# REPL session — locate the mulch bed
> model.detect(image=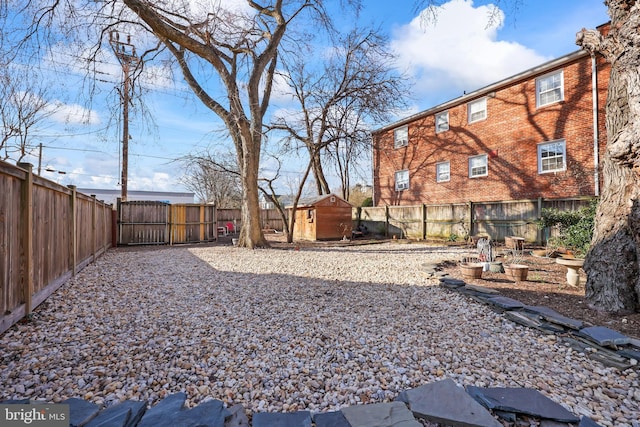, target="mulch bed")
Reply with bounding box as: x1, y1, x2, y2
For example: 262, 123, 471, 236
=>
439, 250, 640, 339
